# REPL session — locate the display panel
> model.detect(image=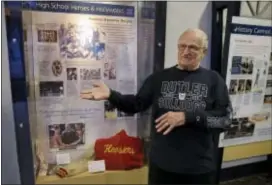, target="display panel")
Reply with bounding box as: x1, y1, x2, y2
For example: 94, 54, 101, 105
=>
219, 16, 272, 147
4, 1, 157, 183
